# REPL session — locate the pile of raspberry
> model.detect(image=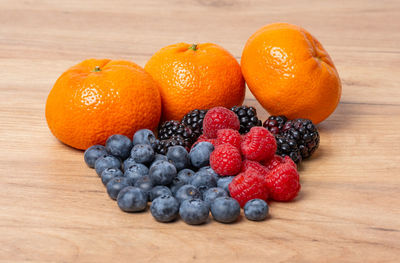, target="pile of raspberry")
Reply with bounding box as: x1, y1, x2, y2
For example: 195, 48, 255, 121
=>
196, 106, 301, 207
